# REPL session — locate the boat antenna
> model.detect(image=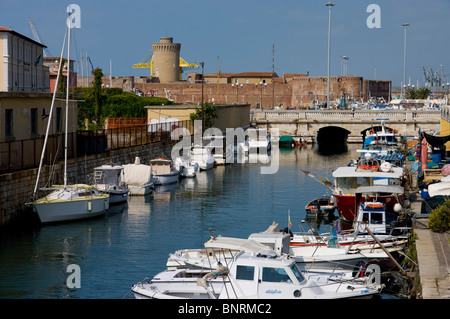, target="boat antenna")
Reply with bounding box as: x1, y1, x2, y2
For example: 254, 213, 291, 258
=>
33, 25, 69, 197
